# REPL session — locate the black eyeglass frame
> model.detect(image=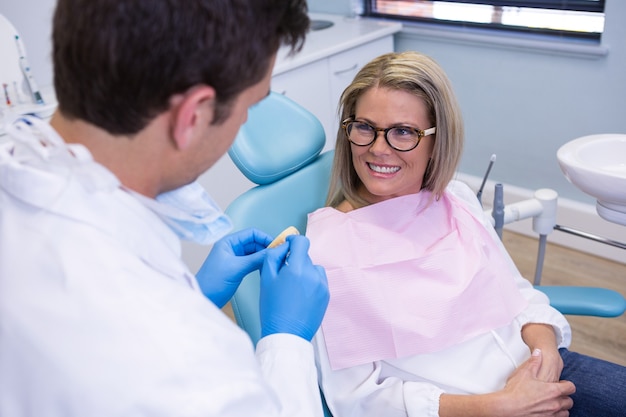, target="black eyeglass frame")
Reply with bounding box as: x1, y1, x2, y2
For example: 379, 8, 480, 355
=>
342, 118, 437, 152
